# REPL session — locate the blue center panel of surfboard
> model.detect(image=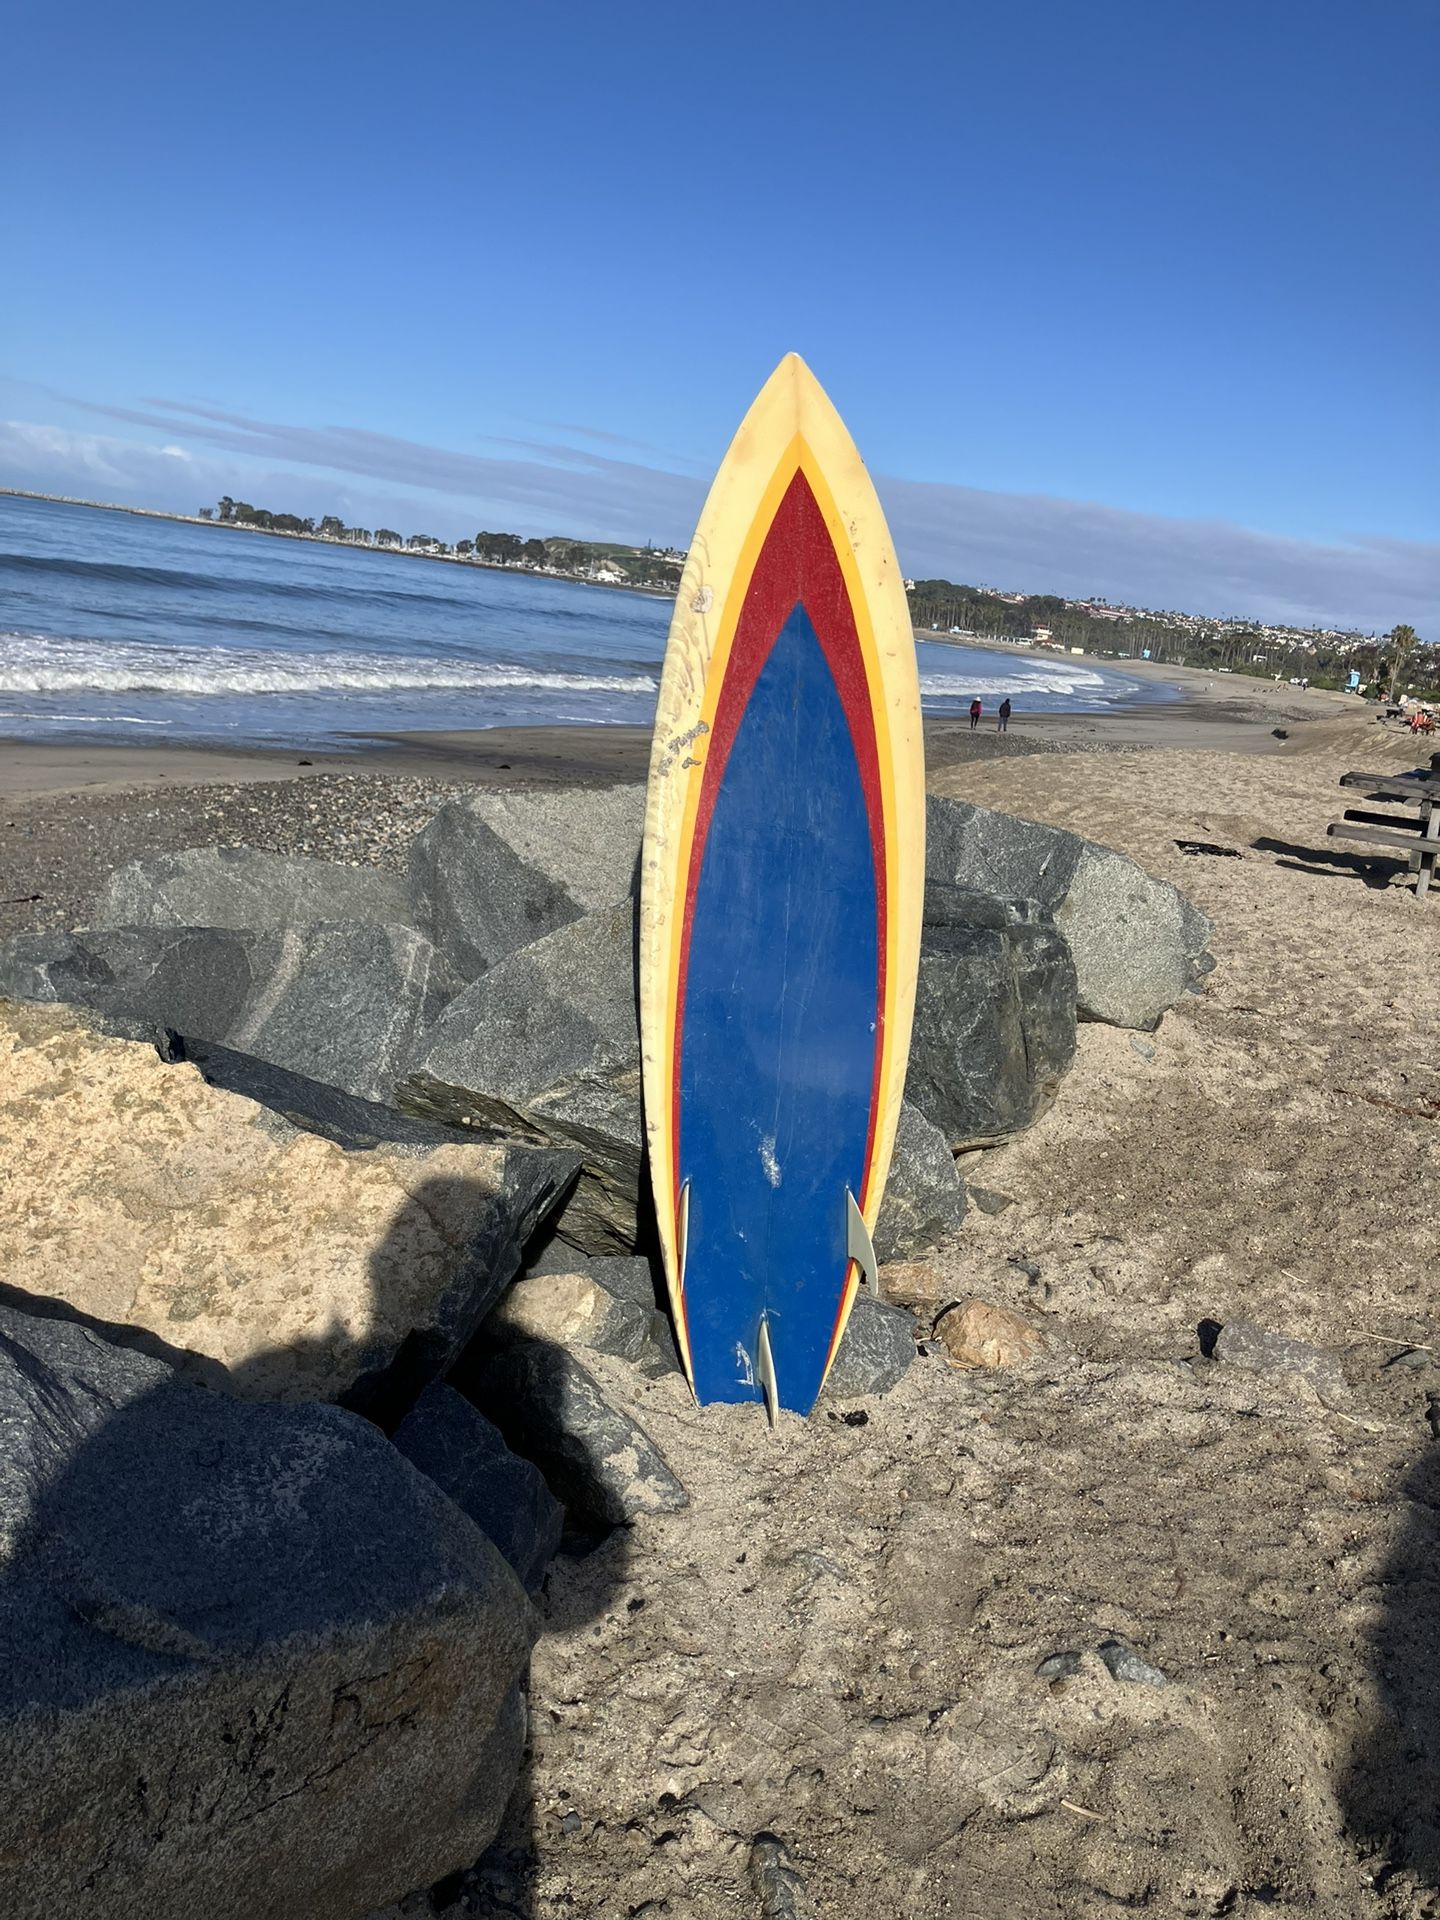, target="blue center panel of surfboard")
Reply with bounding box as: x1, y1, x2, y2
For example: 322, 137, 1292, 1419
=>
678, 601, 879, 1414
